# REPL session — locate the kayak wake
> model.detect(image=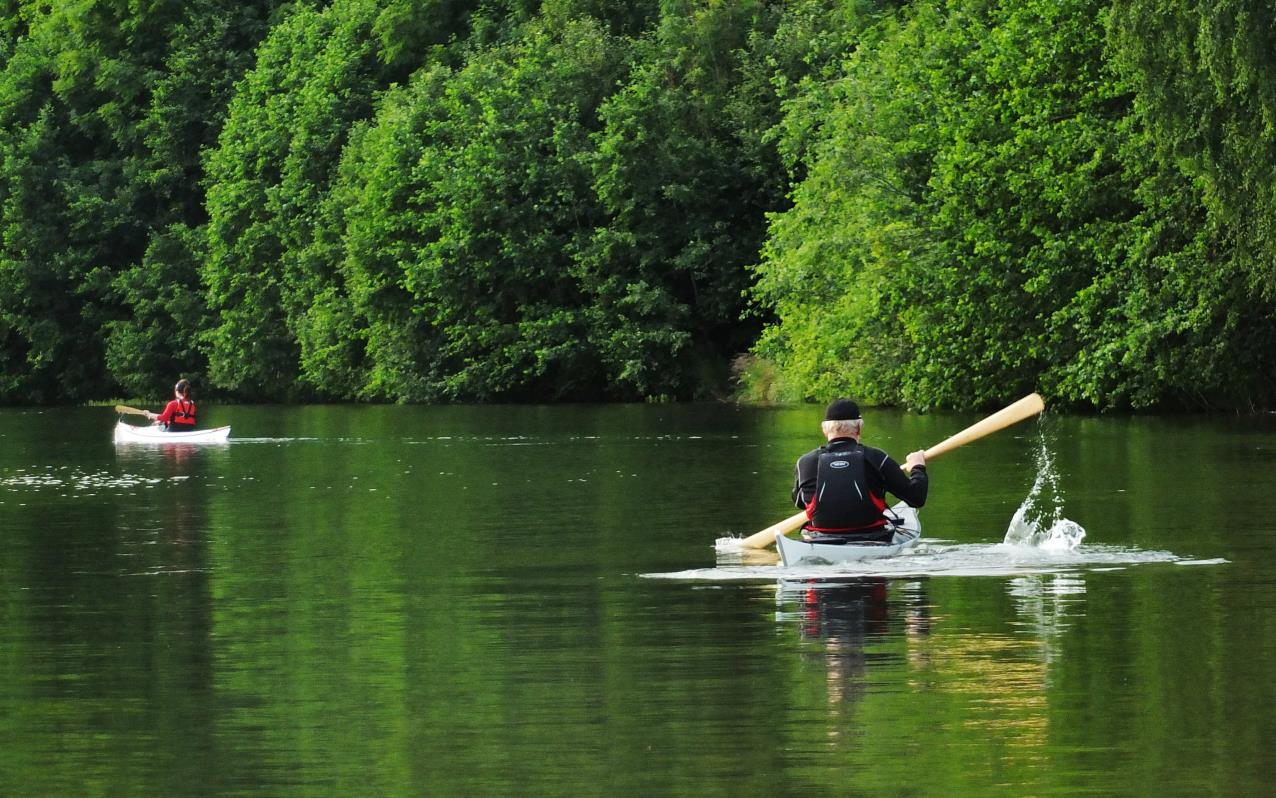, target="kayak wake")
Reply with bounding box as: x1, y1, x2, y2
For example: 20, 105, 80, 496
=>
644, 541, 1226, 581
